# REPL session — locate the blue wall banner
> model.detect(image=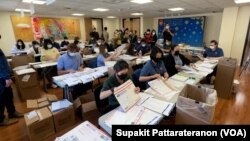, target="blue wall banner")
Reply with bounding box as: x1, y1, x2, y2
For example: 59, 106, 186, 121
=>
158, 17, 205, 47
